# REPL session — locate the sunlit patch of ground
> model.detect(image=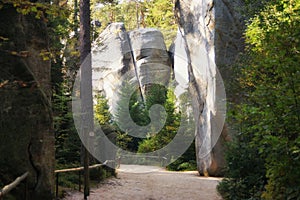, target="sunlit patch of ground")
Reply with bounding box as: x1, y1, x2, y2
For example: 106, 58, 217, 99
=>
64, 165, 222, 200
